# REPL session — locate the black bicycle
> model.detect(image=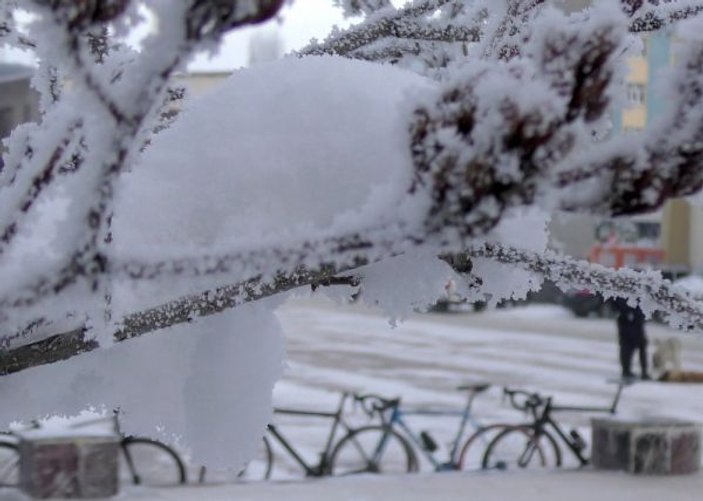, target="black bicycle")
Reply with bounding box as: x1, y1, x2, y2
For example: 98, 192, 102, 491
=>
271, 392, 416, 478
199, 391, 416, 482
481, 381, 630, 470
0, 413, 186, 488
